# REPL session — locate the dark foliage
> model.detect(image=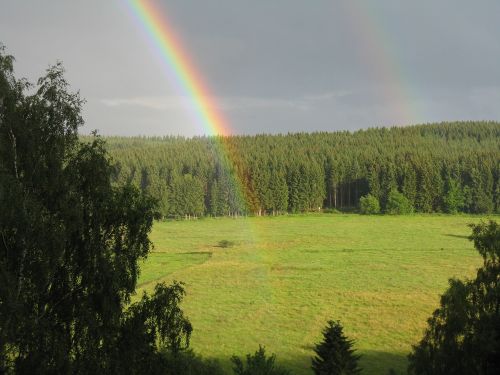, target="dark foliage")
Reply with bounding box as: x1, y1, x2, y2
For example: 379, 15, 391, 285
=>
0, 45, 190, 374
408, 220, 500, 375
231, 346, 291, 375
111, 282, 192, 374
218, 239, 235, 248
311, 320, 362, 375
161, 349, 226, 375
